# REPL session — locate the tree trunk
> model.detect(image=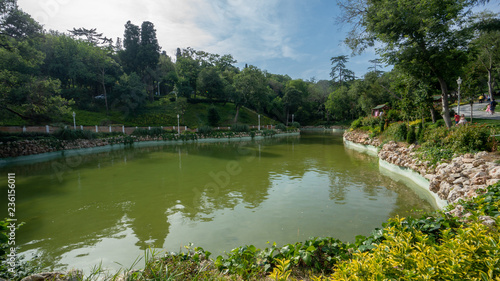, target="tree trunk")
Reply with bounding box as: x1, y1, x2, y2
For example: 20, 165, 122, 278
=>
101, 69, 109, 115
234, 105, 240, 123
488, 68, 494, 101
0, 105, 28, 120
430, 107, 437, 123
437, 76, 452, 128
